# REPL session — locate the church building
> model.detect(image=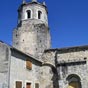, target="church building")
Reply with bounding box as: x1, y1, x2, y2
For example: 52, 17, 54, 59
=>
0, 0, 88, 88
